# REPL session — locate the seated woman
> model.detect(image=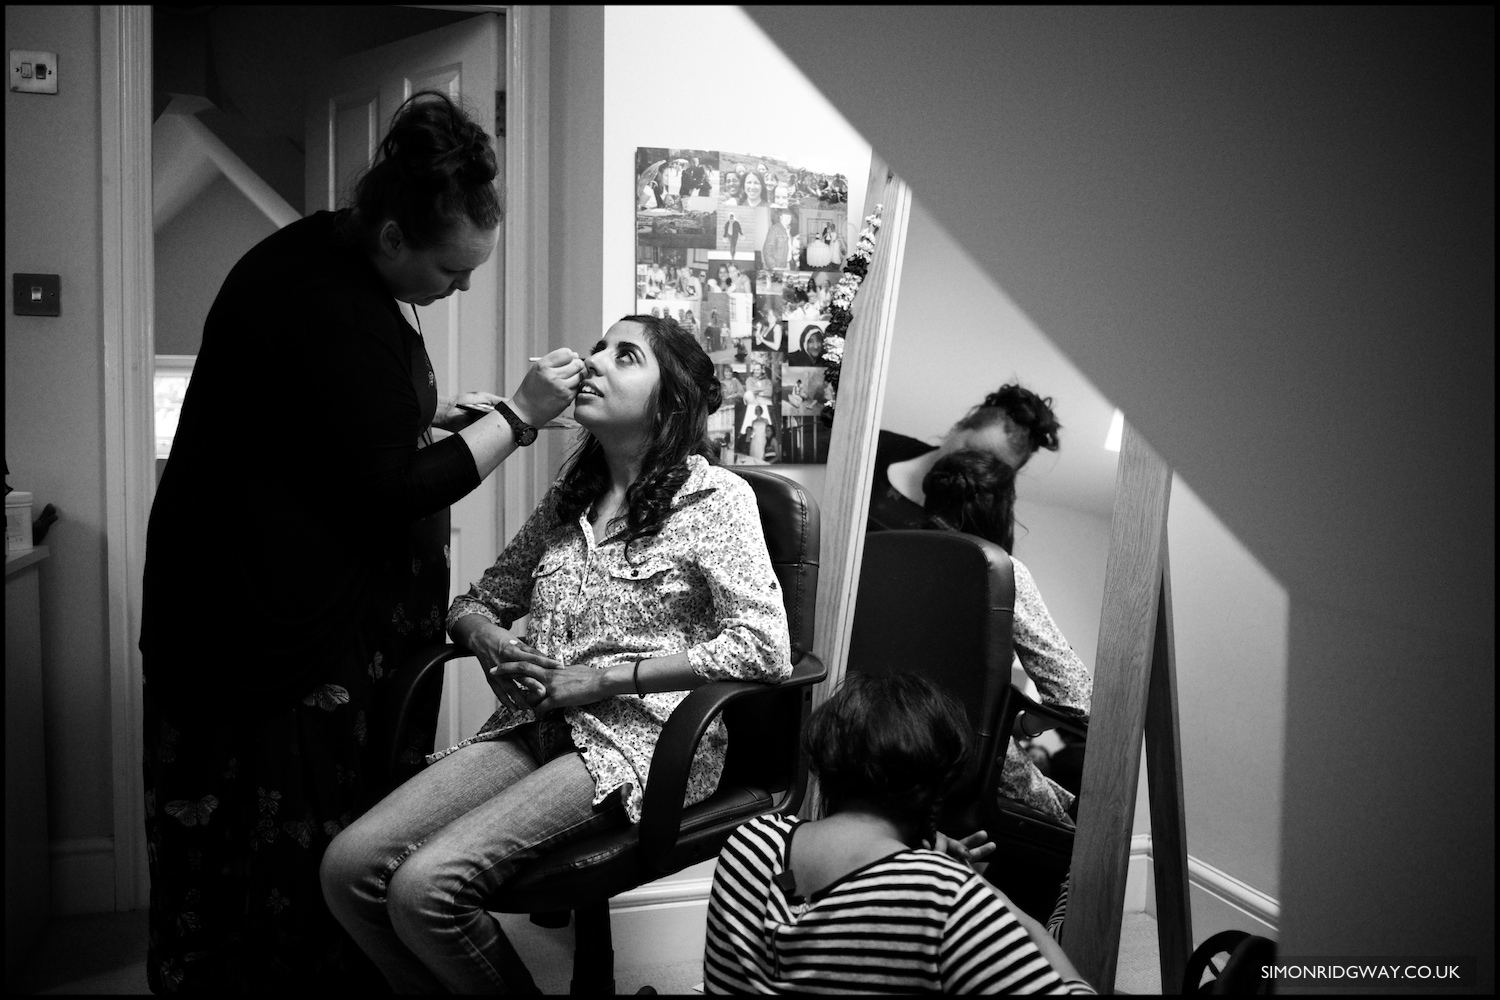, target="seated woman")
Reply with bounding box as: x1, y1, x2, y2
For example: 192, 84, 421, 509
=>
923, 448, 1091, 924
922, 448, 1091, 826
322, 314, 792, 993
703, 672, 1094, 994
869, 383, 1061, 532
